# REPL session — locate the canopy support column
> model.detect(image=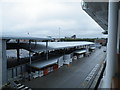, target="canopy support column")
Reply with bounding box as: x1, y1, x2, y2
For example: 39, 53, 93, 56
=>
103, 1, 119, 88
46, 41, 49, 60
17, 40, 20, 63
29, 40, 32, 65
